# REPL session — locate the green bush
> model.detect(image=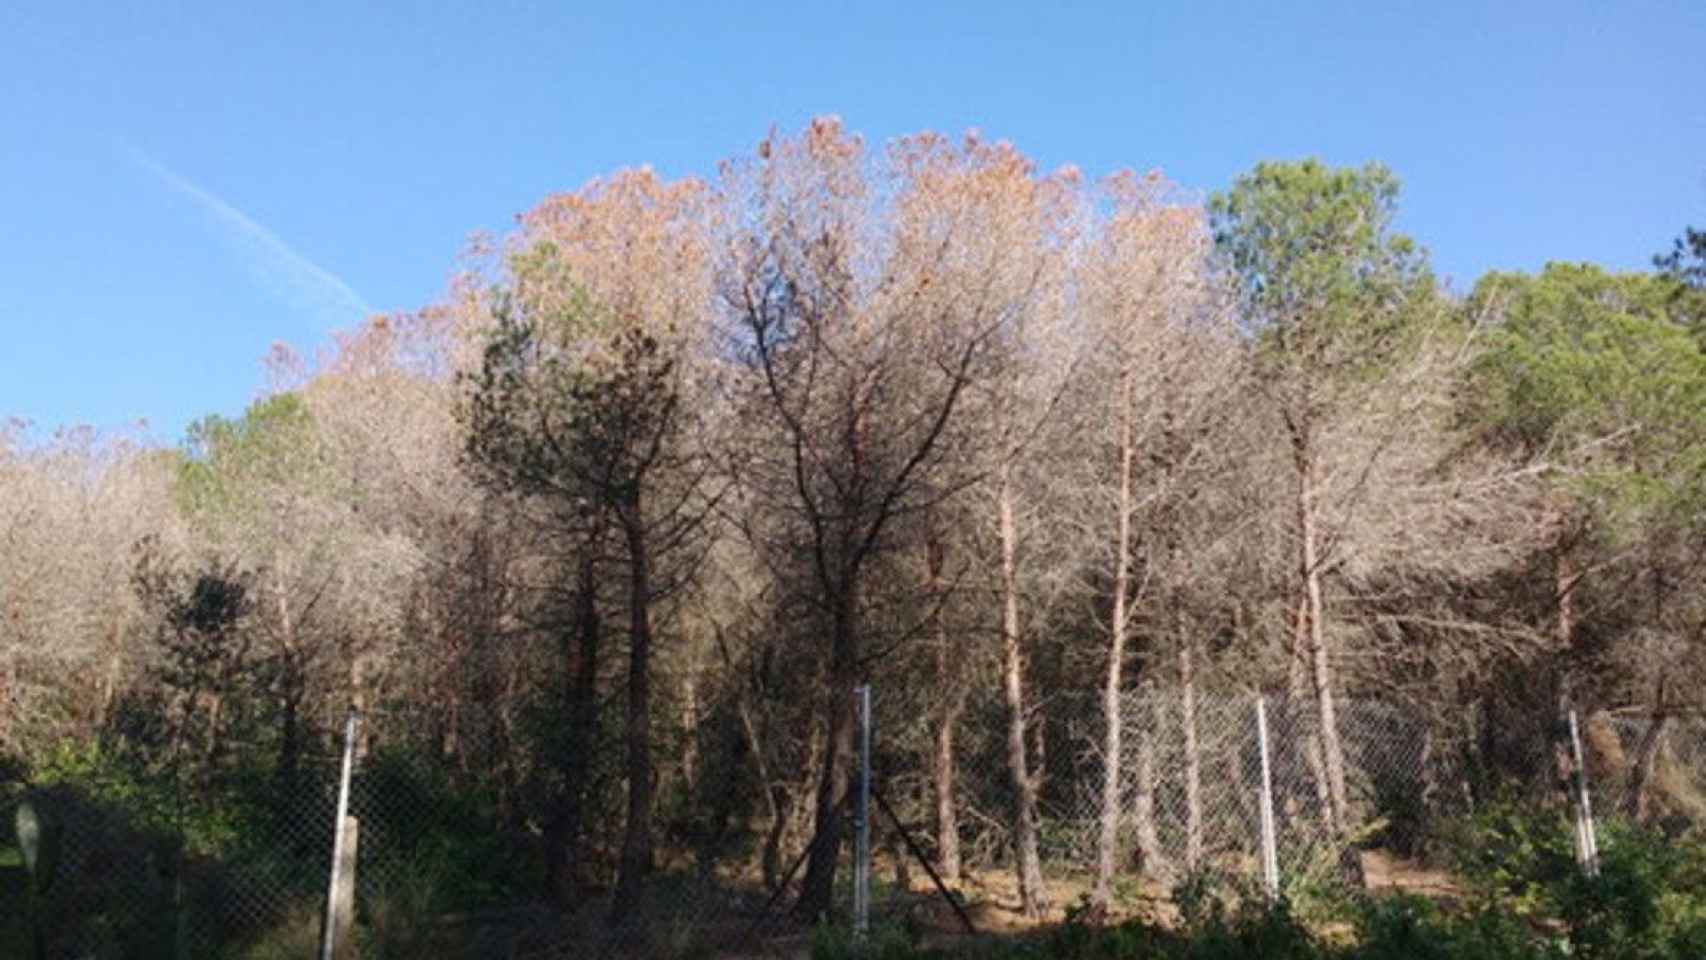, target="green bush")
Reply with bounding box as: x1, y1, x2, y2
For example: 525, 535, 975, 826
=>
353, 744, 535, 913
1450, 800, 1579, 916
1448, 803, 1706, 959
1352, 894, 1565, 960
810, 920, 927, 960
